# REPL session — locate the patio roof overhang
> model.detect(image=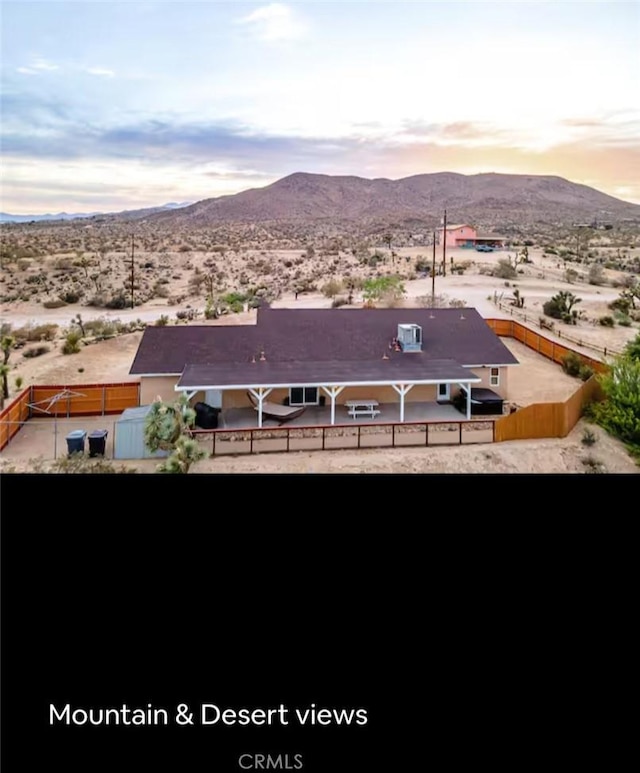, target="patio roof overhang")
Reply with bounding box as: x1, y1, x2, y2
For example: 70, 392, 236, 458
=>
175, 358, 482, 391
